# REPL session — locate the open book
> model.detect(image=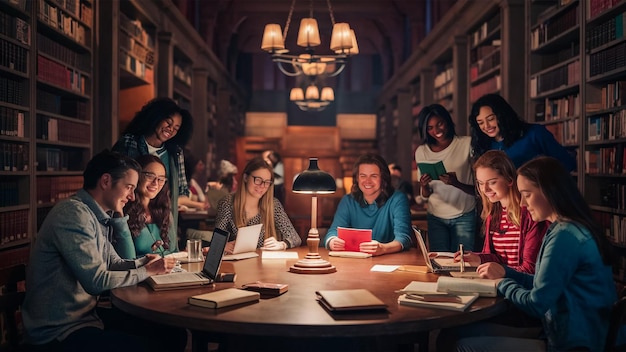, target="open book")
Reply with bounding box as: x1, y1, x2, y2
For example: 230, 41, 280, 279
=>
417, 160, 447, 180
436, 276, 498, 297
397, 281, 479, 312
